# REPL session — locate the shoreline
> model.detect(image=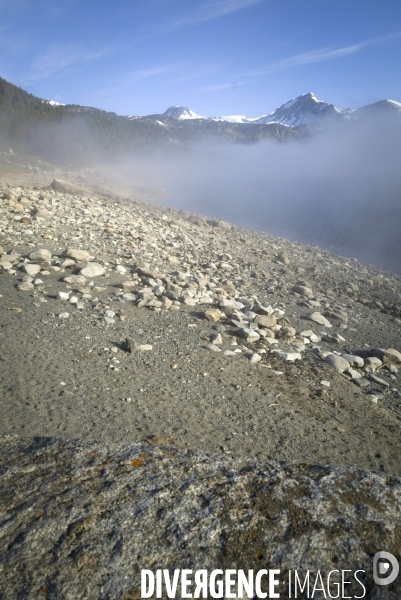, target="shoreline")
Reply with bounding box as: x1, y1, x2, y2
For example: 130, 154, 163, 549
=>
0, 176, 400, 475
